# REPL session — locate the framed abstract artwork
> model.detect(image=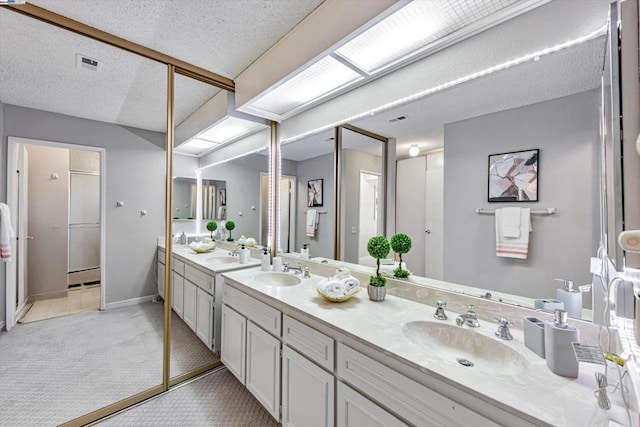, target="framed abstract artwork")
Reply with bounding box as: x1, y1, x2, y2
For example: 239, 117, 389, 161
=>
307, 179, 323, 207
488, 149, 538, 202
